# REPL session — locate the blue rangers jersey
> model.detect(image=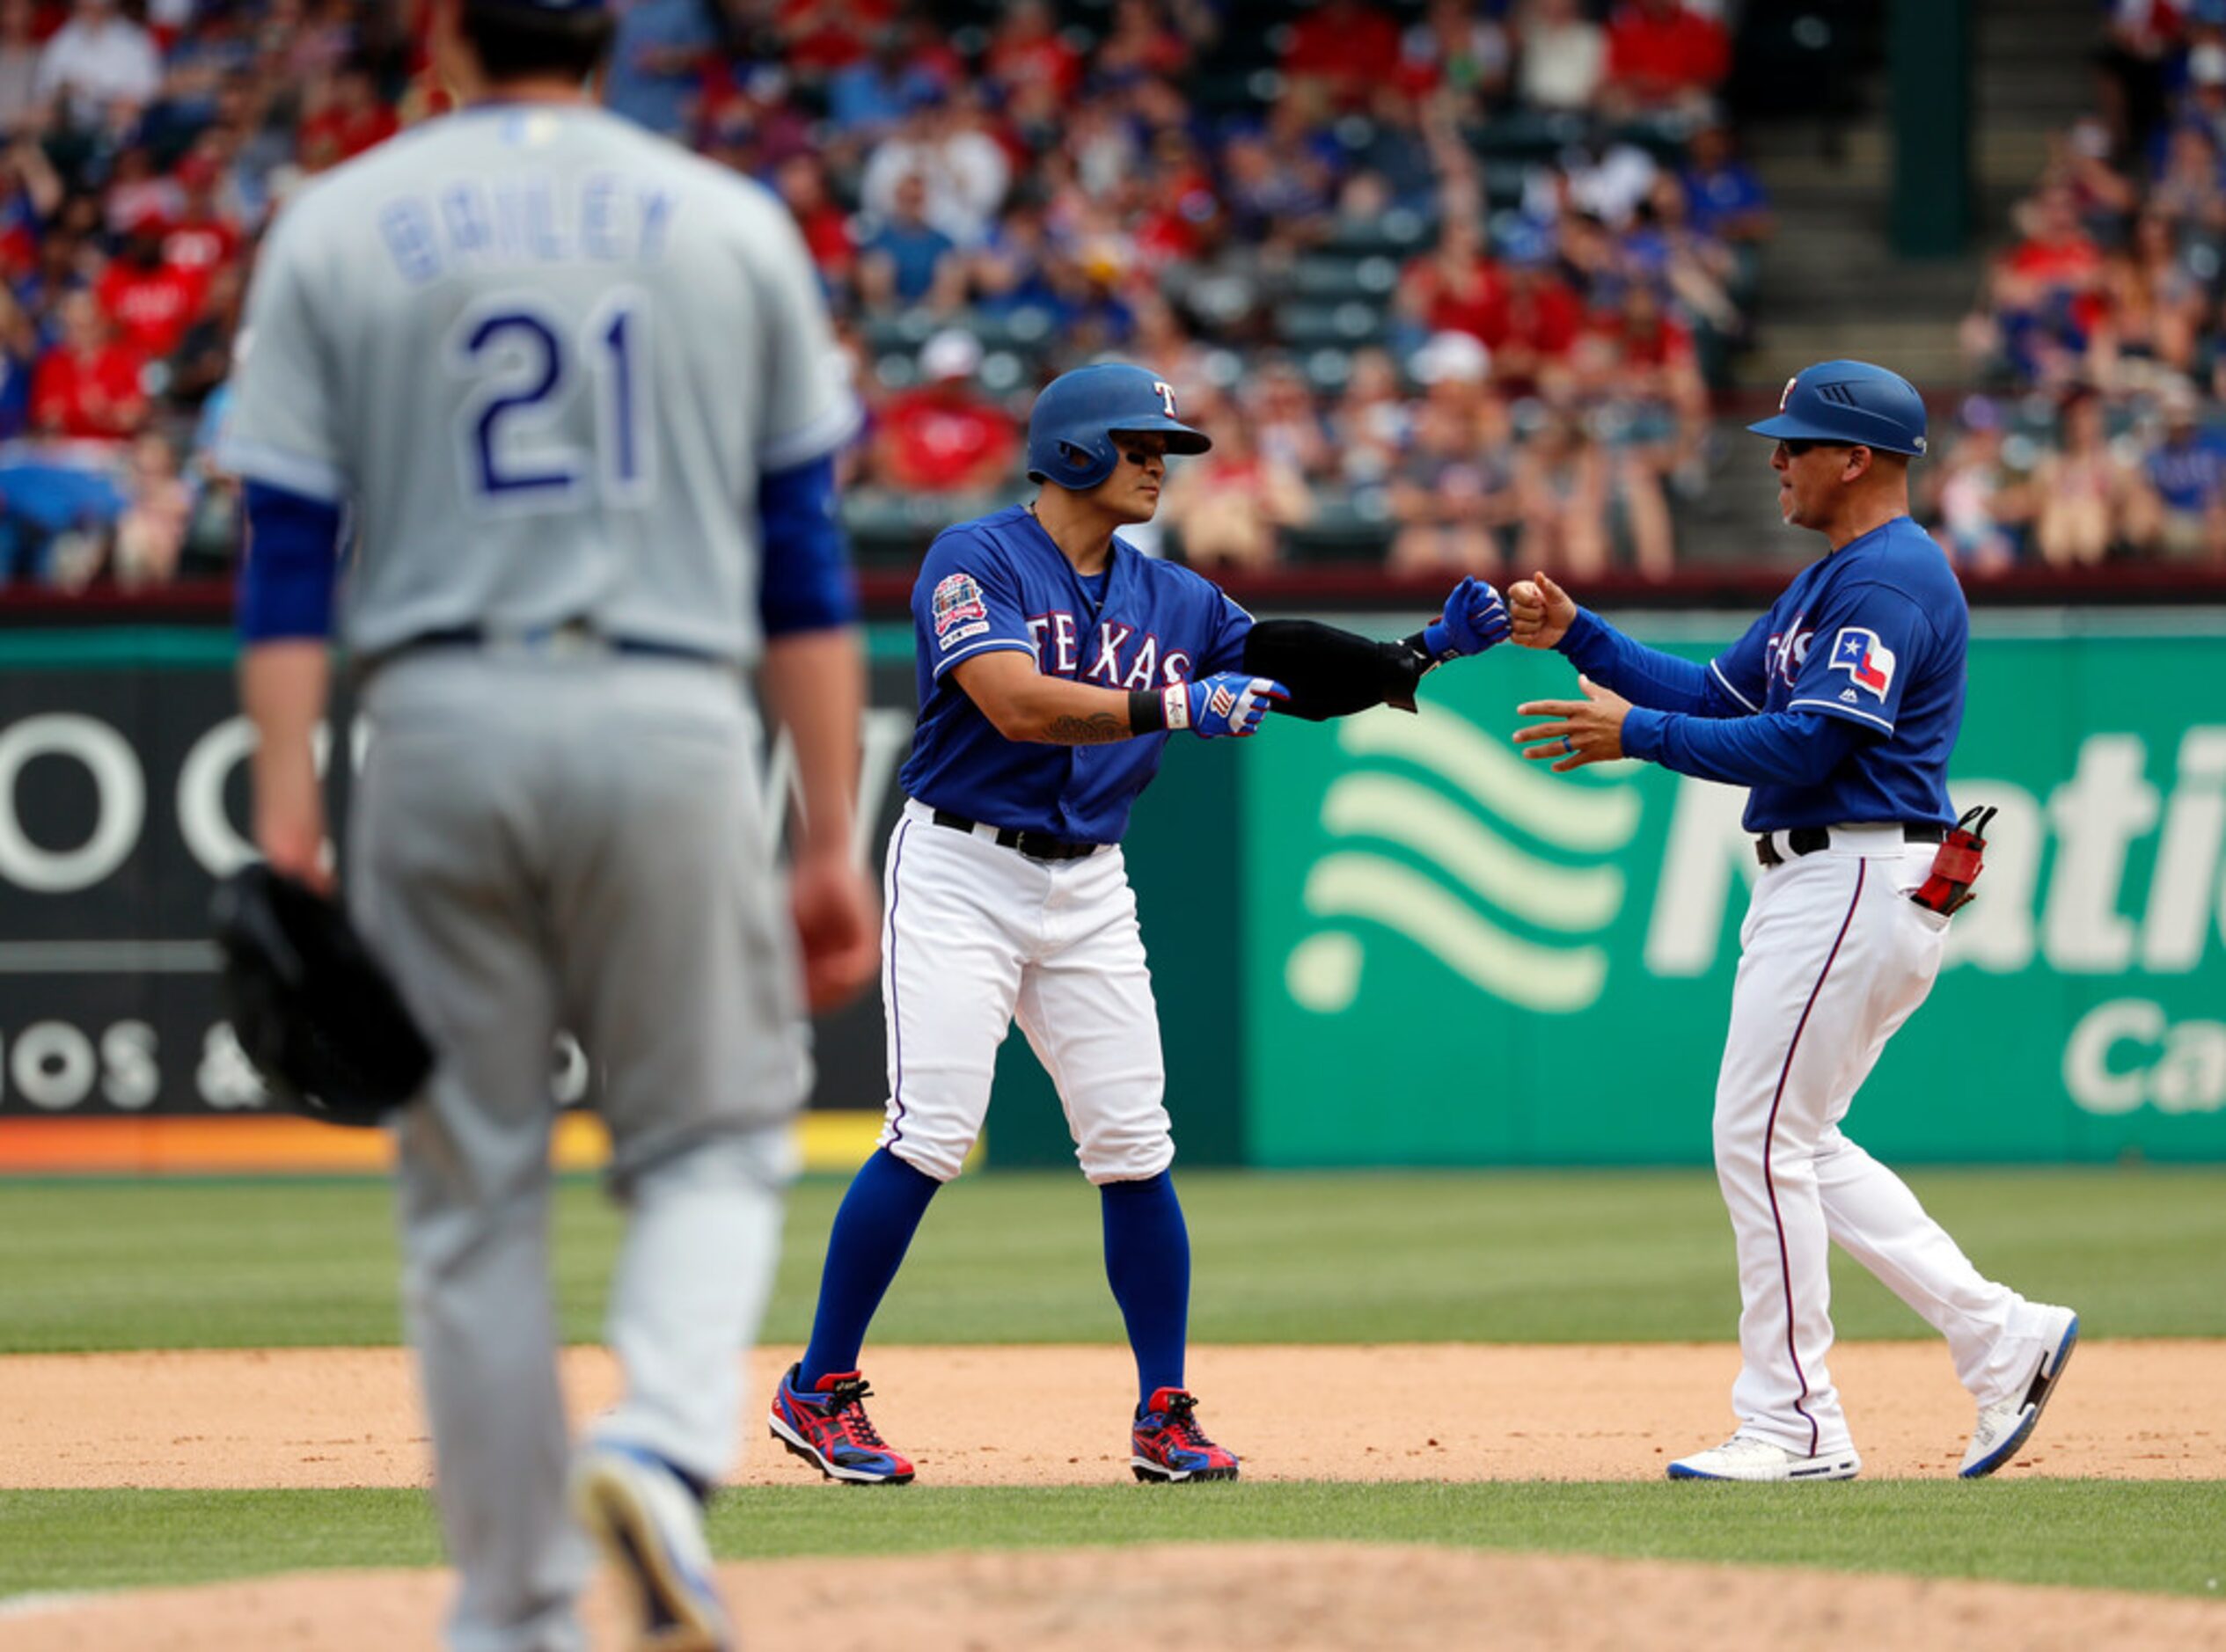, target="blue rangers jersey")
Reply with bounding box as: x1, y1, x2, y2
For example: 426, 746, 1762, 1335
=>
1707, 515, 1966, 832
900, 504, 1254, 843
